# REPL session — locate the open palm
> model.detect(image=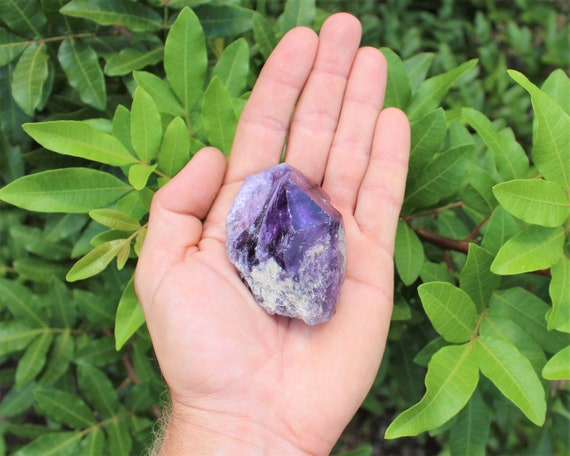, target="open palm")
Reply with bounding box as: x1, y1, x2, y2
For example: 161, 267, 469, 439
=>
135, 13, 410, 455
